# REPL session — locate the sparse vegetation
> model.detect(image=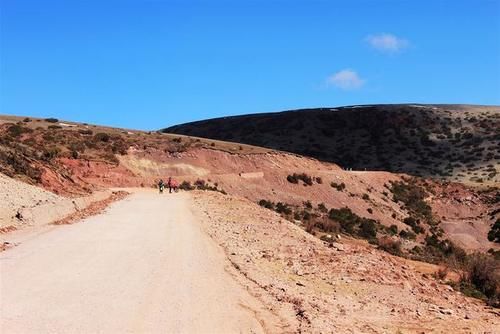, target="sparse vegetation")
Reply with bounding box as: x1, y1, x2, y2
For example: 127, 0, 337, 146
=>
377, 237, 402, 256
403, 216, 424, 234
179, 179, 226, 194
287, 173, 314, 186
328, 207, 379, 241
390, 178, 433, 223
330, 182, 346, 191
165, 105, 500, 185
487, 219, 500, 243
458, 253, 499, 307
